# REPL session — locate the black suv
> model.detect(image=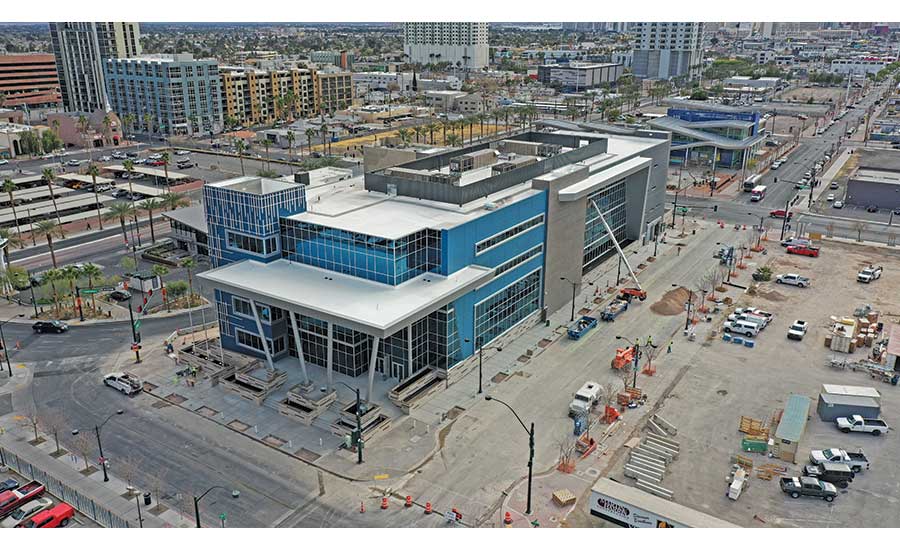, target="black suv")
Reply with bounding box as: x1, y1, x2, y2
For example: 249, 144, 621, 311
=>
32, 320, 69, 334
109, 290, 132, 302
803, 463, 855, 489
